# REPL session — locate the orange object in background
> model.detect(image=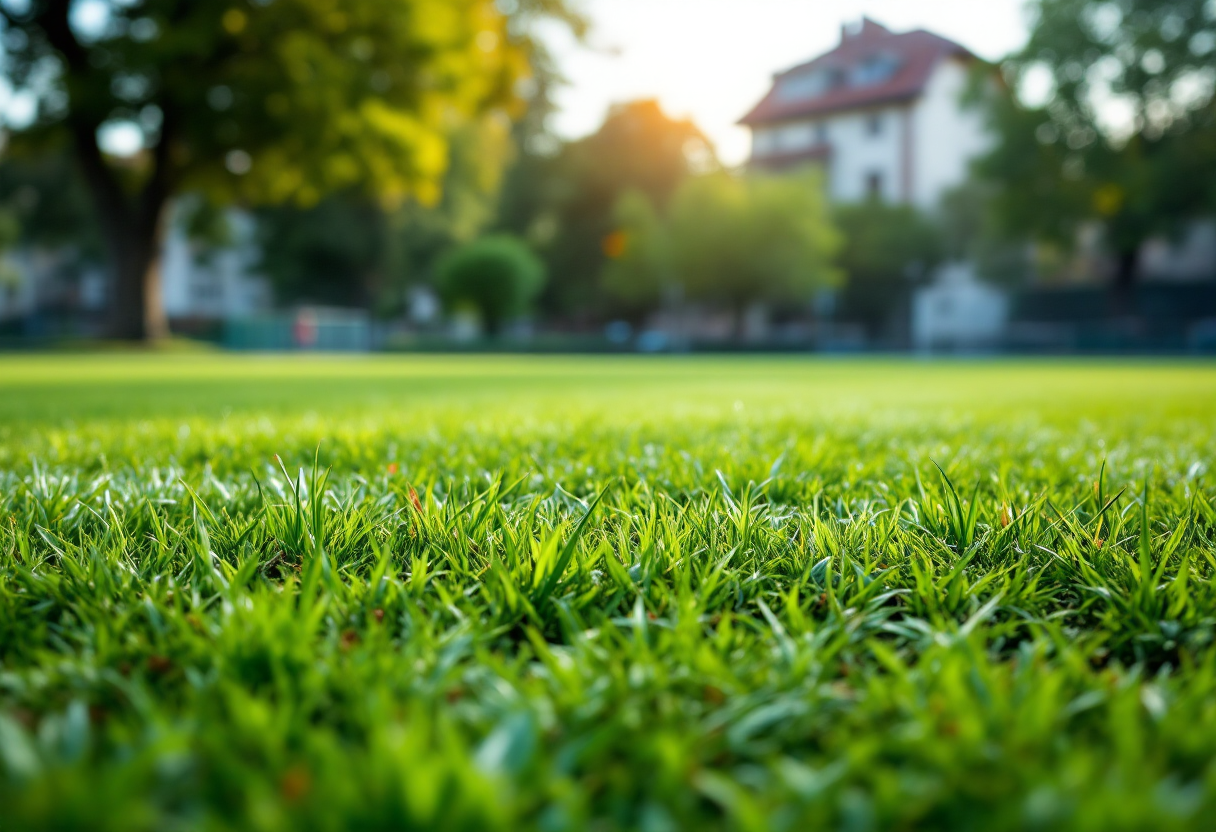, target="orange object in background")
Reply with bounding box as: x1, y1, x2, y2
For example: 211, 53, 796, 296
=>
602, 230, 629, 259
